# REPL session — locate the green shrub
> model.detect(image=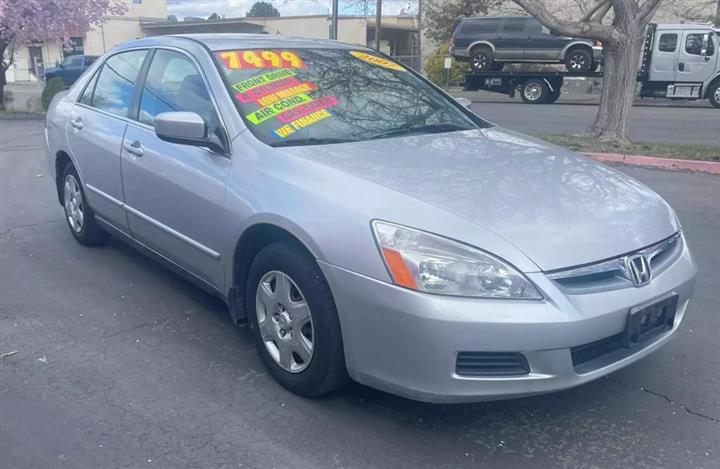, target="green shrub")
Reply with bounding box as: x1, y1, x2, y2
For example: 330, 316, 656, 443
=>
42, 77, 67, 110
424, 44, 469, 88
3, 89, 14, 105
